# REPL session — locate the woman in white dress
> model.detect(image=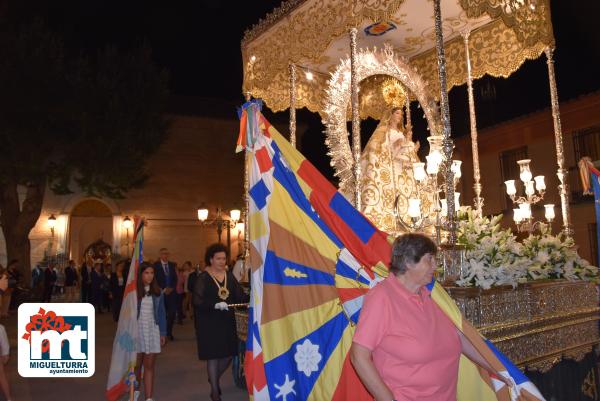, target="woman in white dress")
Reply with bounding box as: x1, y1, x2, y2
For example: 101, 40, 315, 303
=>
134, 262, 167, 401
